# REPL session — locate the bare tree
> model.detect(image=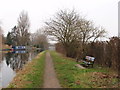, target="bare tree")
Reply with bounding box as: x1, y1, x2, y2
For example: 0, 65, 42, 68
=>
45, 10, 81, 57
16, 11, 30, 46
76, 19, 106, 58
45, 9, 106, 58
0, 25, 3, 49
8, 11, 30, 46
78, 19, 106, 43
18, 11, 30, 45
31, 28, 48, 50
0, 24, 2, 62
